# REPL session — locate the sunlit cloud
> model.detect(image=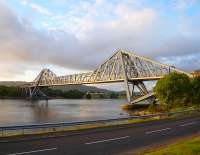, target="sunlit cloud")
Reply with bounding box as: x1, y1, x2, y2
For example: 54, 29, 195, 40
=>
29, 3, 52, 16
0, 0, 199, 82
